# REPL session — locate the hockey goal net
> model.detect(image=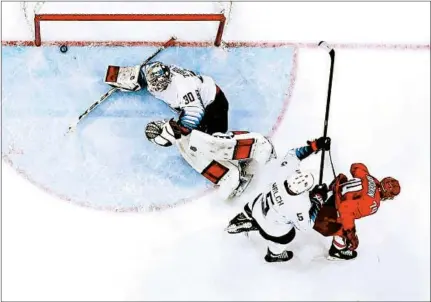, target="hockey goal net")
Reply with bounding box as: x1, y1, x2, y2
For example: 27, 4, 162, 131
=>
21, 2, 233, 47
